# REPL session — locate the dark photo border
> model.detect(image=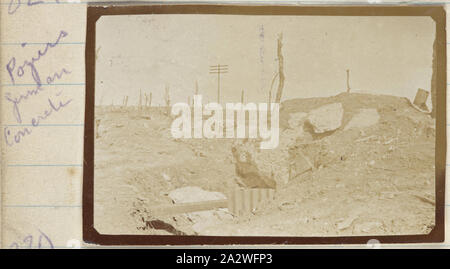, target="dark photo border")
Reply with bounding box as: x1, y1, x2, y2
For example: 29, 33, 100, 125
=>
84, 4, 446, 245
